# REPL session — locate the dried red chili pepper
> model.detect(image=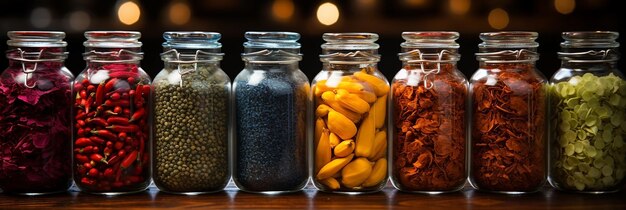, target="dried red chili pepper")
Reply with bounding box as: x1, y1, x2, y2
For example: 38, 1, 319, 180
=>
90, 129, 117, 140
75, 154, 90, 163
121, 150, 138, 169
90, 153, 108, 164
104, 99, 130, 107
75, 138, 95, 147
86, 117, 108, 127
110, 92, 121, 100
95, 82, 105, 105
107, 125, 139, 133
89, 136, 106, 145
107, 116, 130, 125
84, 93, 95, 113
129, 108, 145, 122
392, 63, 467, 192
